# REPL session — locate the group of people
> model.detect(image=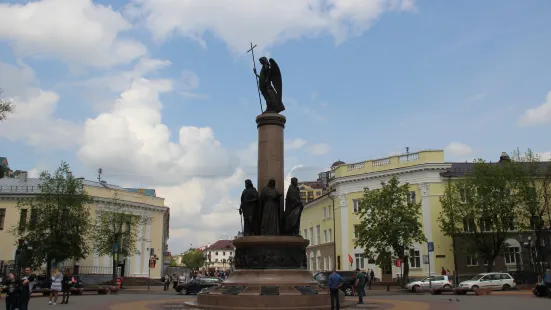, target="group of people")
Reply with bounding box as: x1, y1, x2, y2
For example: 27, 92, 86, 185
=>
0, 267, 74, 310
326, 268, 372, 310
